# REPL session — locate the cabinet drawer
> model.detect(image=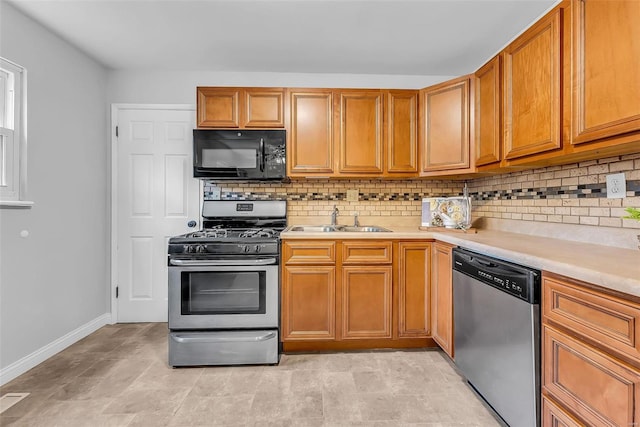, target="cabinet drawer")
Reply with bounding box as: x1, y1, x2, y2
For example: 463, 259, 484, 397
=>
543, 325, 640, 427
283, 241, 336, 264
542, 396, 586, 427
341, 241, 392, 264
543, 276, 640, 363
